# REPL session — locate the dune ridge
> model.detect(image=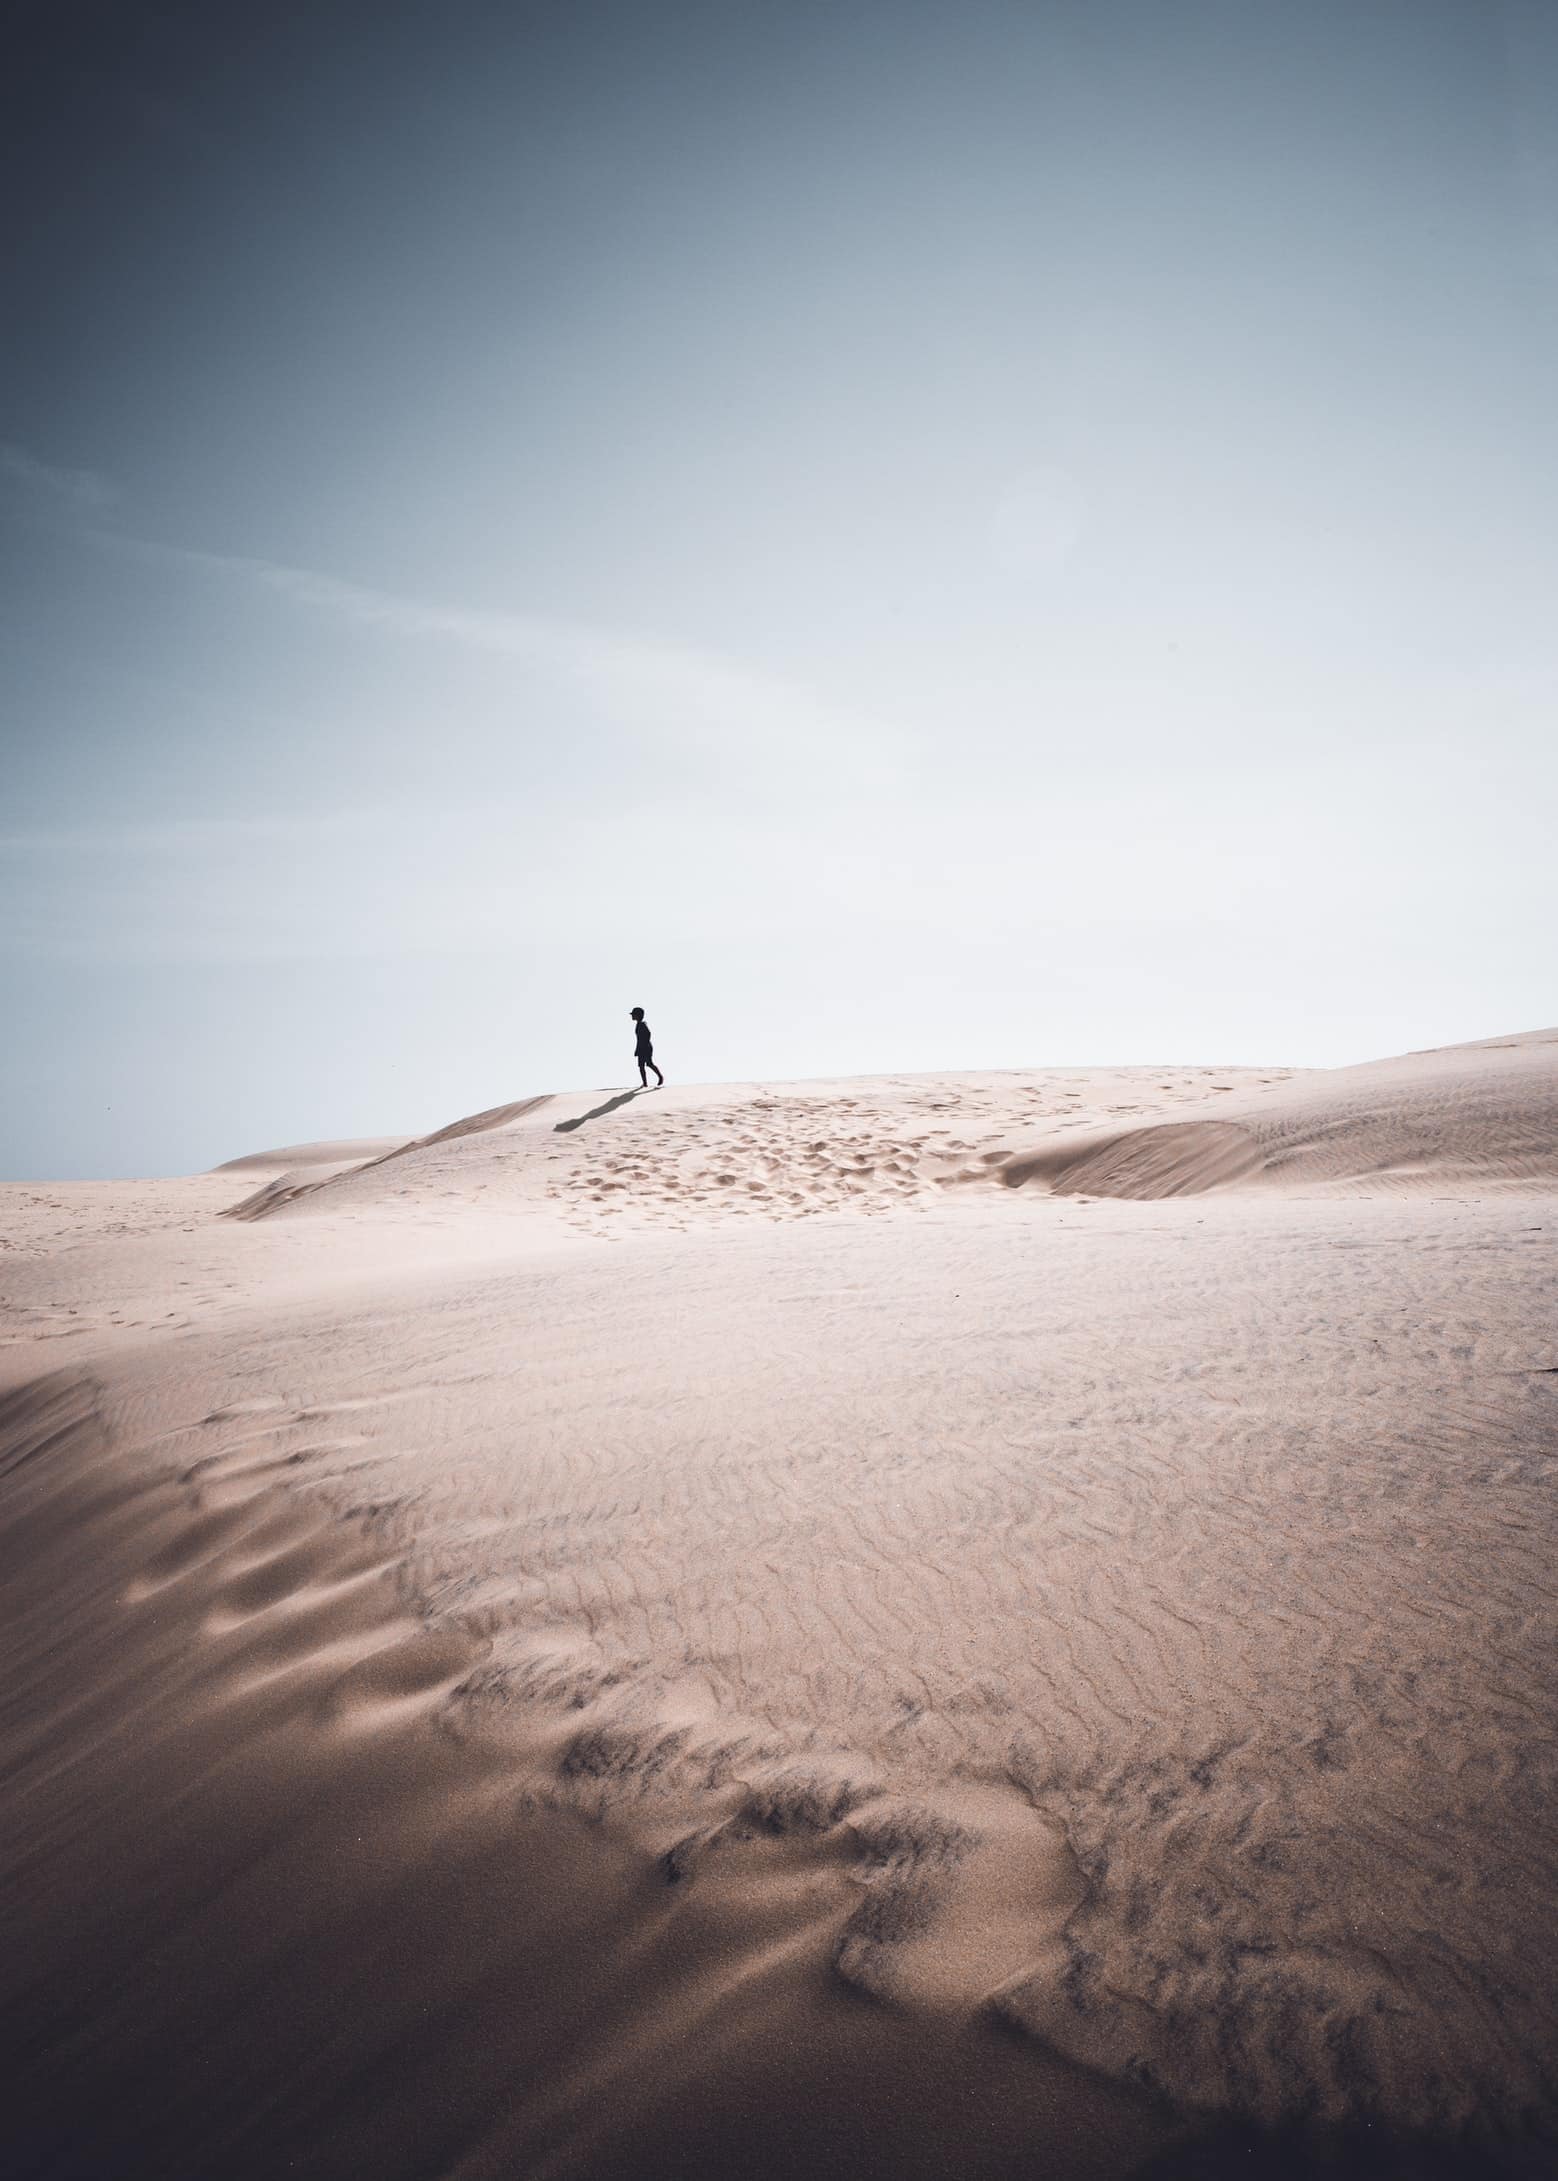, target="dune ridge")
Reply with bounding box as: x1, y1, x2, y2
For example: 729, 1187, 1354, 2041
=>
985, 1030, 1558, 1201
212, 1134, 416, 1174
222, 1097, 556, 1221
218, 1064, 1300, 1232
